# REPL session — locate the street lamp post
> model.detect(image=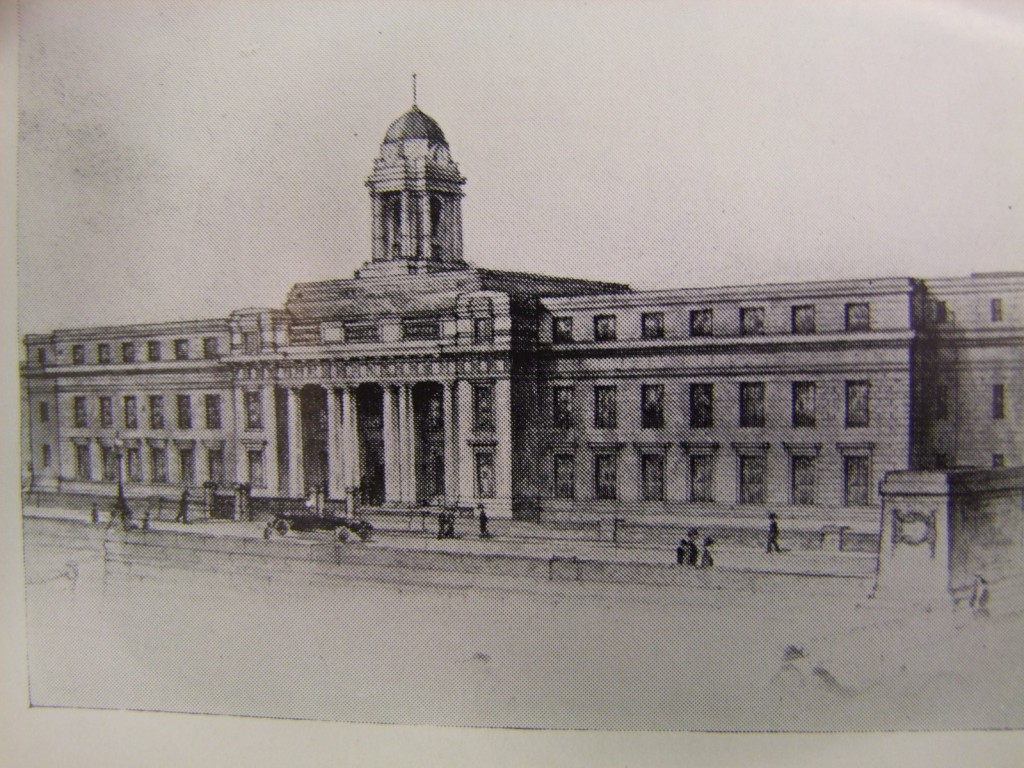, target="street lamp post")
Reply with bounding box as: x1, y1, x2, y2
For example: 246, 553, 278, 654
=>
113, 434, 132, 527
